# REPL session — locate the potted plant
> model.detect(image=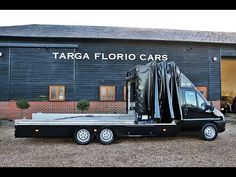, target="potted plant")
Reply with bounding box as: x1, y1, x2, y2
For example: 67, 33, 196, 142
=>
77, 100, 90, 113
16, 98, 30, 118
